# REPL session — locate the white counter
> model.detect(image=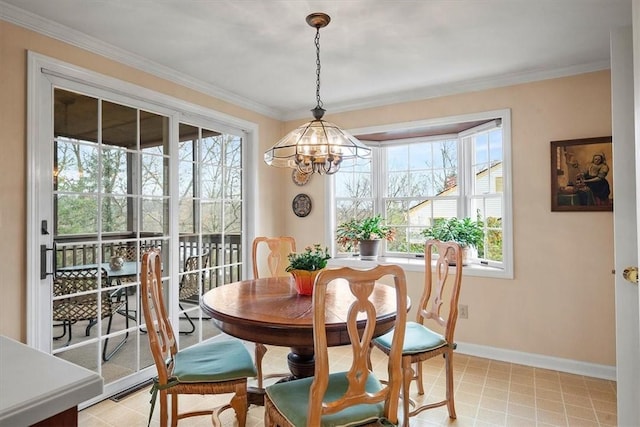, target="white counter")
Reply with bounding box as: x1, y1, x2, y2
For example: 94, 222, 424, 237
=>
0, 336, 103, 426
